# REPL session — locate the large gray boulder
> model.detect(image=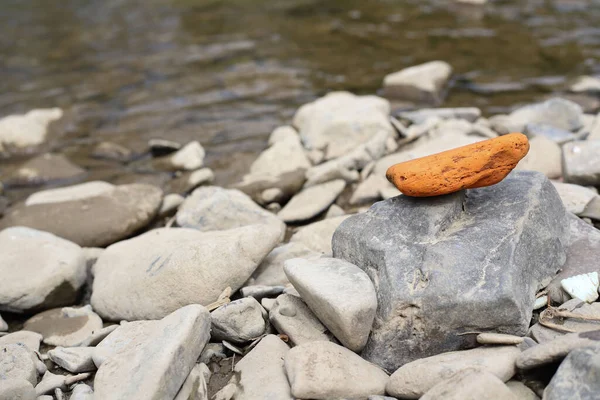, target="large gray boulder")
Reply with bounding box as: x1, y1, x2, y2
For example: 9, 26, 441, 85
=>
332, 171, 568, 371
